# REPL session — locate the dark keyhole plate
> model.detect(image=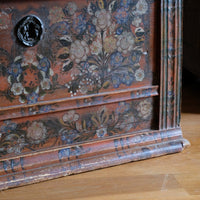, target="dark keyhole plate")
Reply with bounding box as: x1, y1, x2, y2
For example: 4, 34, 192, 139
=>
16, 15, 43, 47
